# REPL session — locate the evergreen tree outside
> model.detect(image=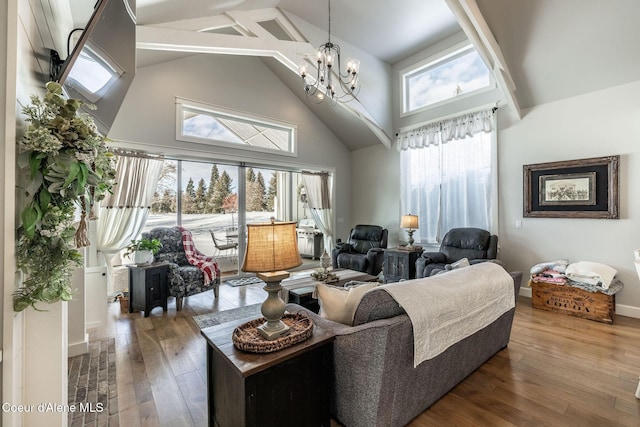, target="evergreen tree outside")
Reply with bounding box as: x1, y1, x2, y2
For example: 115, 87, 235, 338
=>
256, 171, 267, 211
195, 178, 207, 213
246, 180, 265, 211
212, 171, 233, 213
266, 171, 277, 211
246, 167, 256, 183
183, 178, 197, 214
205, 164, 220, 213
